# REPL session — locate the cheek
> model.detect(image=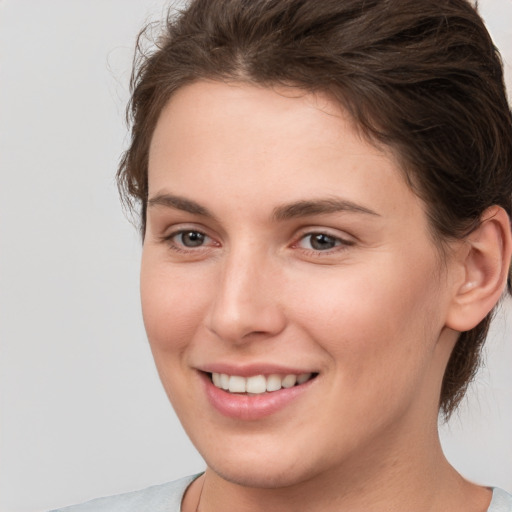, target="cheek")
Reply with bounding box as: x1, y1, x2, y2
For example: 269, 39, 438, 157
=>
290, 254, 443, 389
139, 255, 213, 412
140, 254, 210, 354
